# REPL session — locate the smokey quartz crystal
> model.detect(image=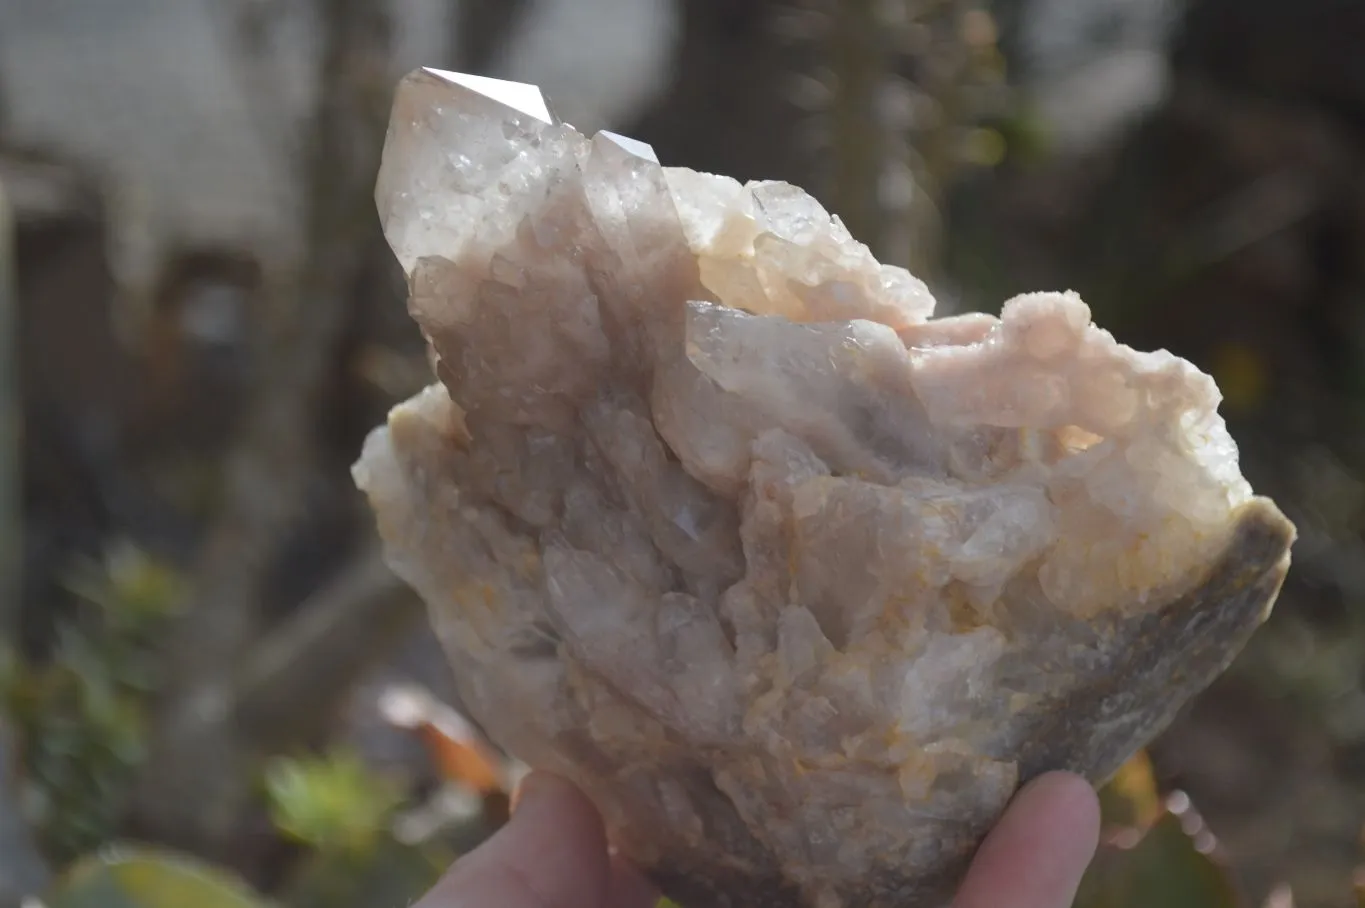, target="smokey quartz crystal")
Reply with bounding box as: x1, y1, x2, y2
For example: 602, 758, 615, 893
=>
353, 69, 1296, 908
